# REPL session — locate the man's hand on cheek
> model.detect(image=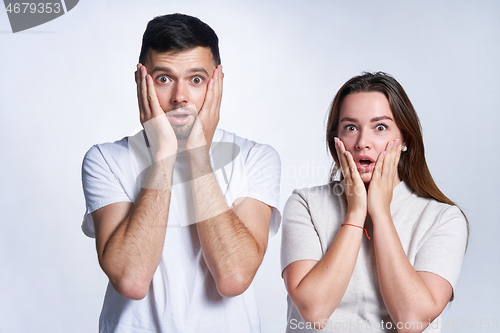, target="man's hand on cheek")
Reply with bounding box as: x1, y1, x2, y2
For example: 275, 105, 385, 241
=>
186, 65, 223, 151
136, 63, 178, 161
